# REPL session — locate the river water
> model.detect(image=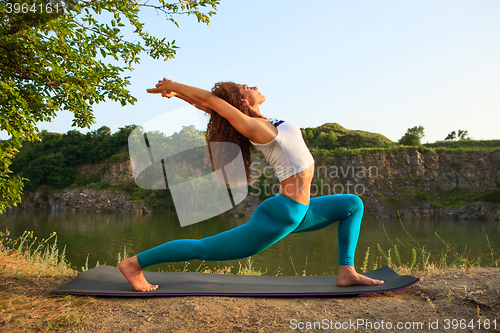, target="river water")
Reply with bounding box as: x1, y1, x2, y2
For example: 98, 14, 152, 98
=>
1, 210, 499, 275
